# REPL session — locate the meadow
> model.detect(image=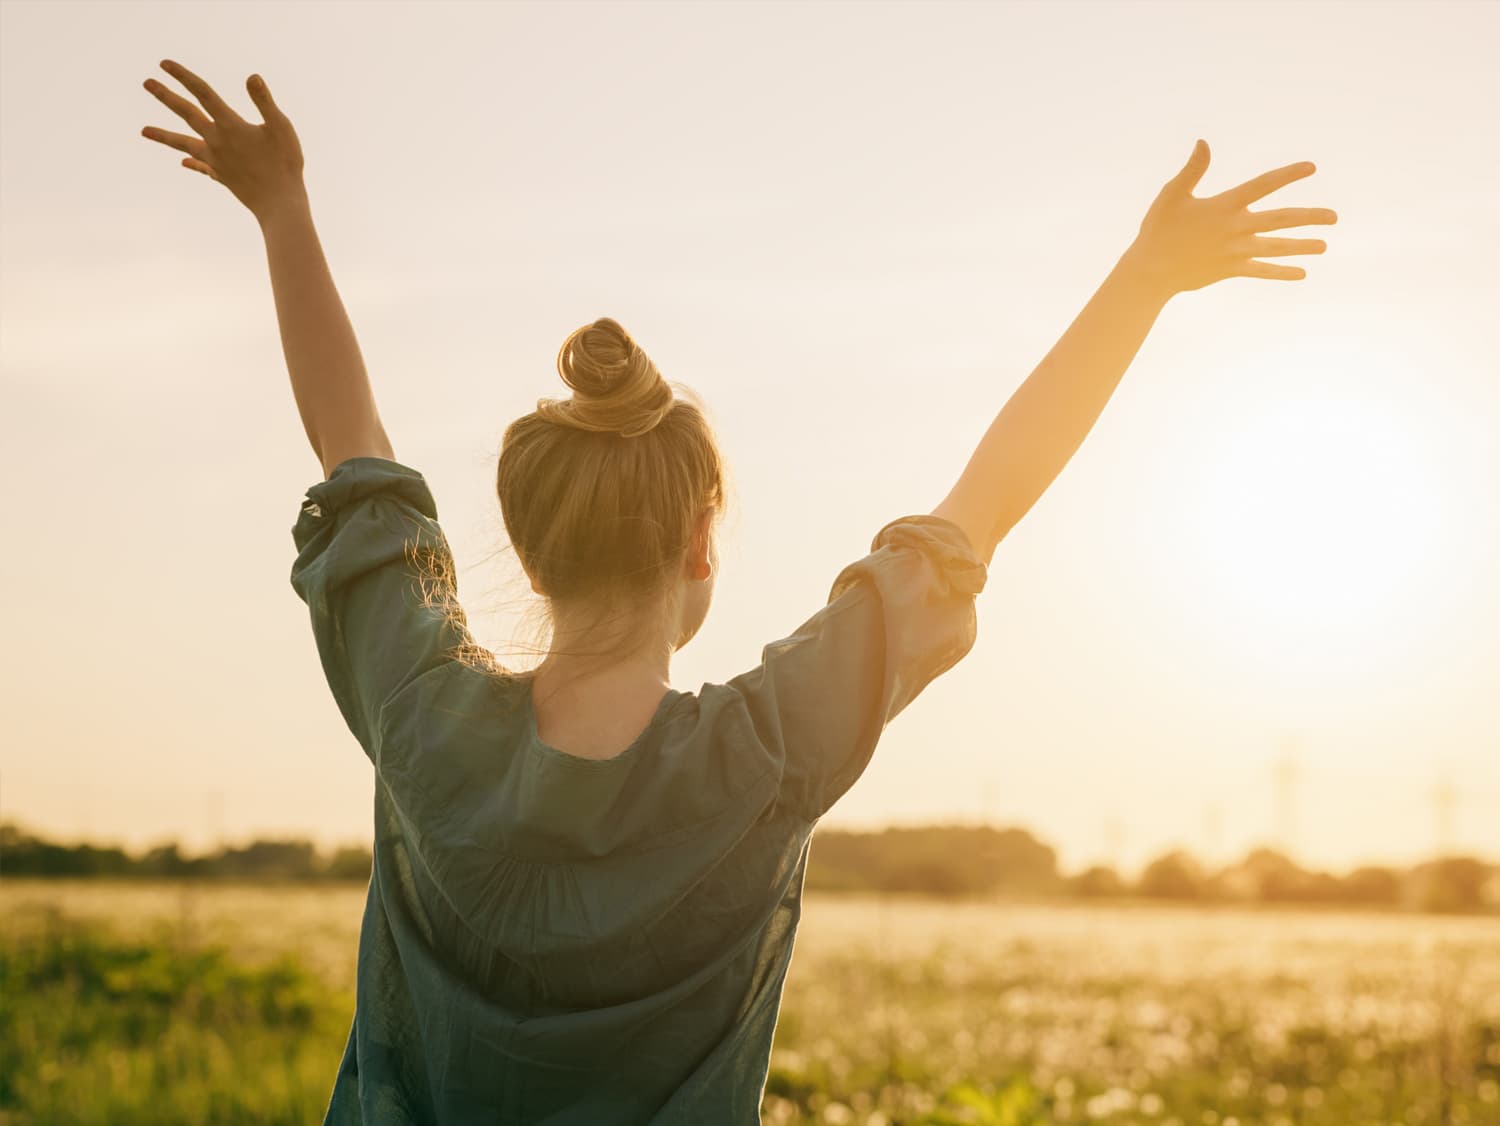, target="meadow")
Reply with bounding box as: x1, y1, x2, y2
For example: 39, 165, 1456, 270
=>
3, 880, 1498, 1125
